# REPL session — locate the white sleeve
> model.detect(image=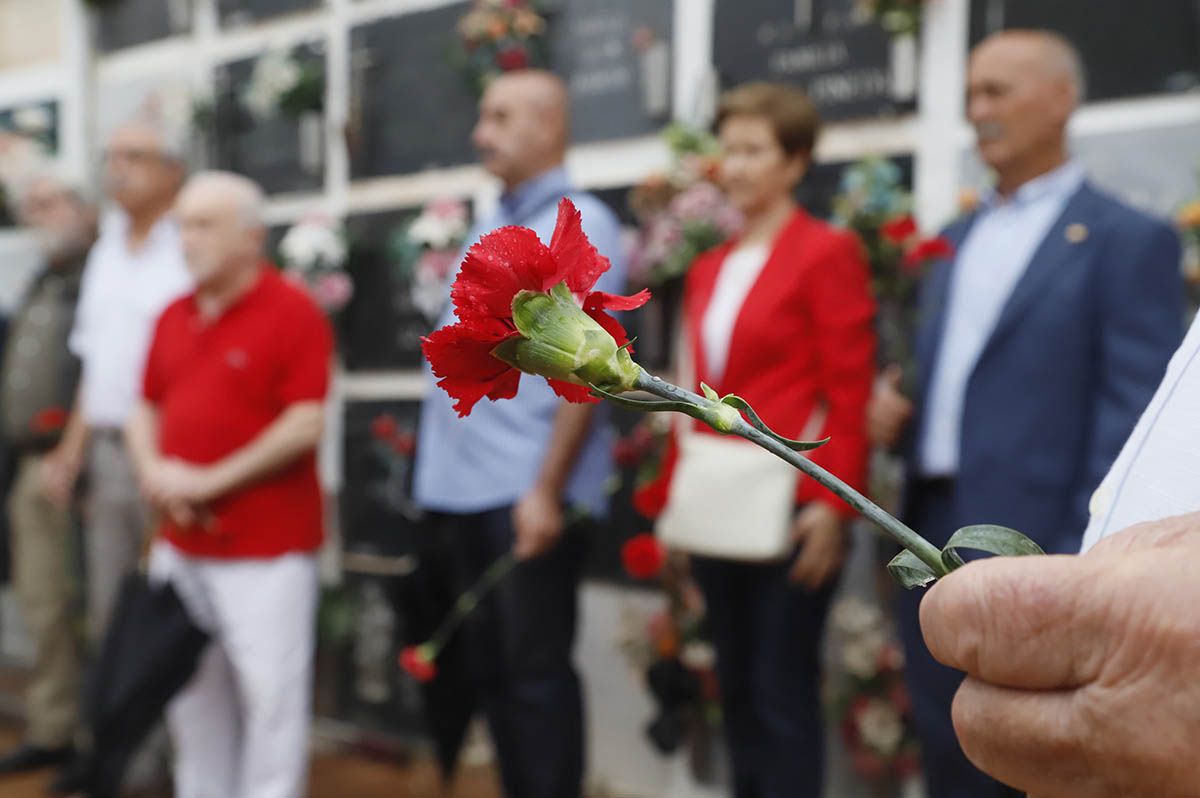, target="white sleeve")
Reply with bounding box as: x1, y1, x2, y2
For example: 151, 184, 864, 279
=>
68, 246, 101, 359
